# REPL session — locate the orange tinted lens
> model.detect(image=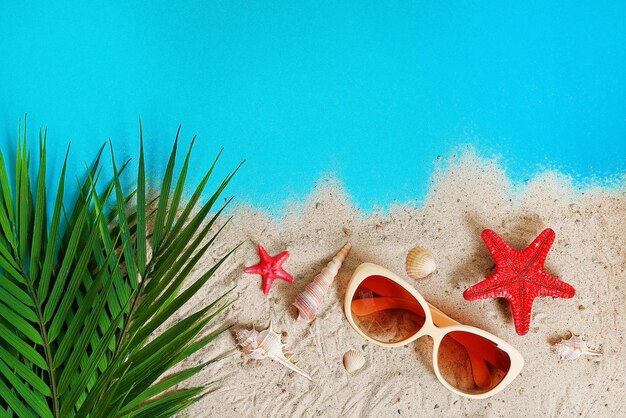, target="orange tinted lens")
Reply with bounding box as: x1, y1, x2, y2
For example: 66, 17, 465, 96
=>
350, 275, 426, 343
437, 331, 512, 394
